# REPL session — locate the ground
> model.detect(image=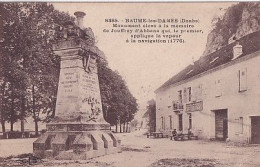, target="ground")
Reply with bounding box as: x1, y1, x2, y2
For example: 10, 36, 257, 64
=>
0, 129, 260, 167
